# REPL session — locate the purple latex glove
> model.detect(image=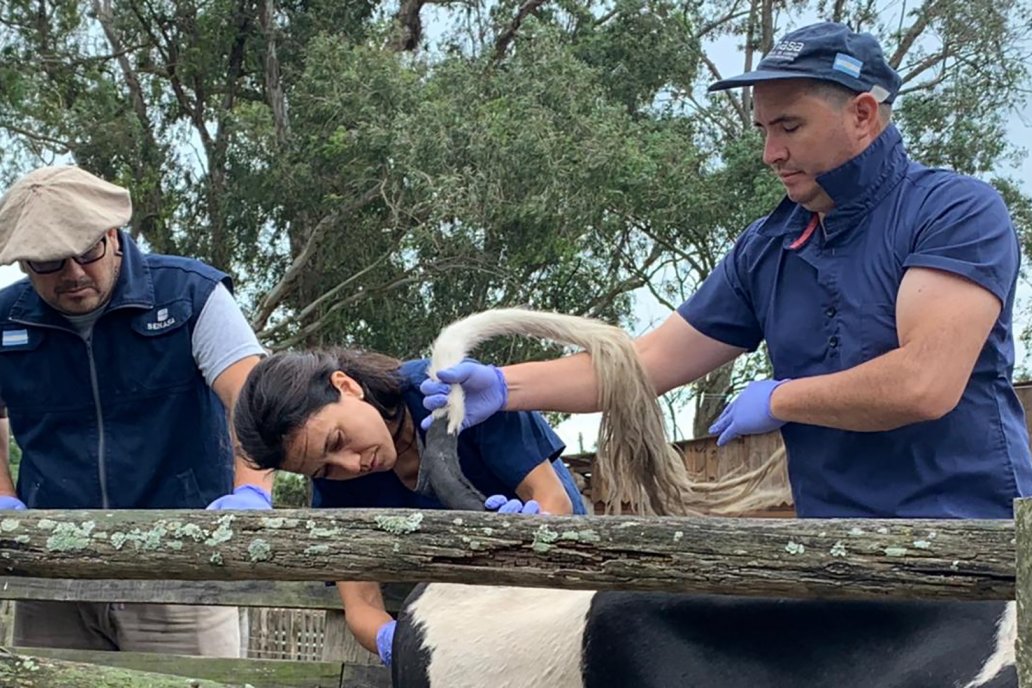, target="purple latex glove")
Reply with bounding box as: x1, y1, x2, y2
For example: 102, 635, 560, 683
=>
0, 496, 26, 510
376, 619, 397, 667
709, 379, 790, 447
485, 494, 541, 515
419, 362, 508, 432
205, 485, 273, 510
